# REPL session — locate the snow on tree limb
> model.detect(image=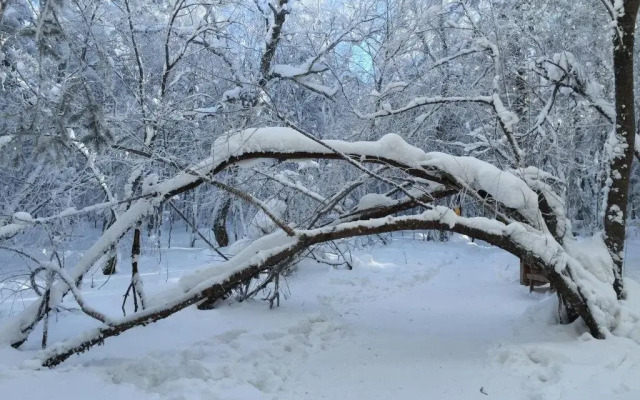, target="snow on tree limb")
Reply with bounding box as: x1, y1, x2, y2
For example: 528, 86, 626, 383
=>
354, 95, 494, 119
35, 206, 618, 367
1, 0, 638, 371
0, 126, 589, 347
